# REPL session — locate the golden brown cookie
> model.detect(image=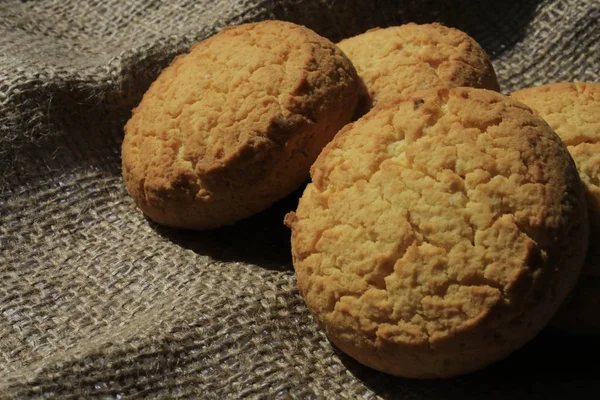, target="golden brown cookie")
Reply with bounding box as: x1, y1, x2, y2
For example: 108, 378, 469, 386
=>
122, 20, 360, 229
512, 82, 600, 335
285, 87, 588, 378
337, 23, 500, 113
